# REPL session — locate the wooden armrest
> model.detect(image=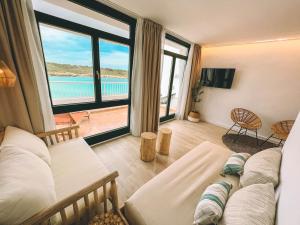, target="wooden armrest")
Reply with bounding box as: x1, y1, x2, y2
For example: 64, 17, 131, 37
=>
21, 171, 119, 225
36, 125, 80, 146
0, 130, 4, 145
